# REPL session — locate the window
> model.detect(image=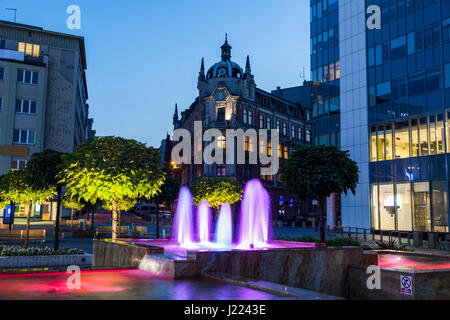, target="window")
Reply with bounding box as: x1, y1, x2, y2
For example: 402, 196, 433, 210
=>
436, 113, 445, 154
0, 97, 2, 111
0, 67, 4, 80
391, 35, 407, 60
410, 117, 419, 157
306, 129, 311, 142
370, 125, 377, 162
277, 144, 282, 158
267, 141, 272, 156
419, 116, 428, 156
18, 42, 40, 58
11, 160, 27, 171
217, 107, 225, 122
266, 117, 271, 129
276, 120, 281, 133
244, 136, 254, 152
247, 110, 253, 125
283, 146, 289, 159
394, 120, 410, 159
298, 126, 303, 141
445, 63, 450, 88
216, 165, 226, 177
13, 129, 34, 144
259, 114, 265, 128
385, 123, 393, 160
291, 125, 296, 139
282, 122, 287, 136
17, 69, 38, 85
243, 109, 248, 124
217, 136, 226, 149
15, 100, 37, 114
